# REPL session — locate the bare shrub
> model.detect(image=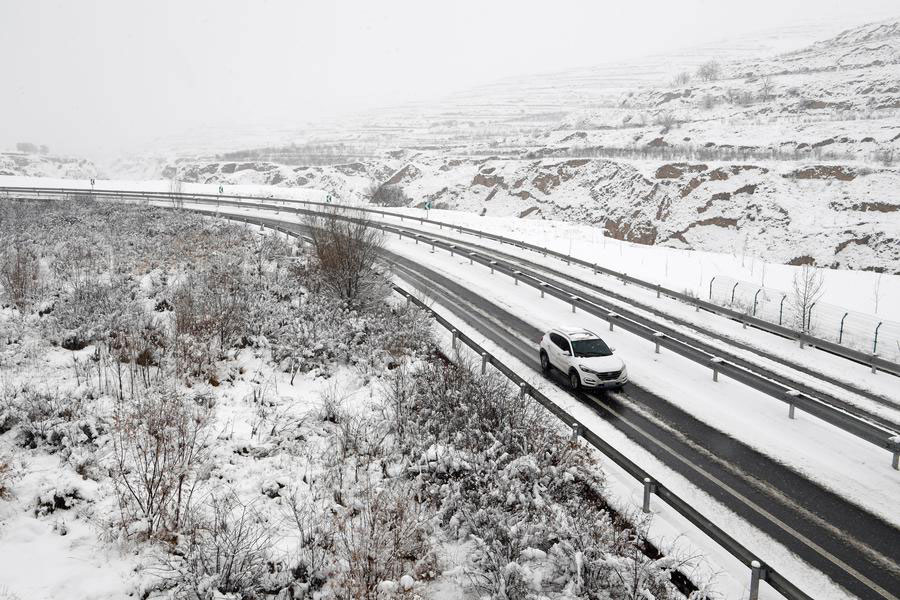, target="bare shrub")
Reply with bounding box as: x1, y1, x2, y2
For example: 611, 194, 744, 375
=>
284, 491, 332, 593
0, 244, 41, 311
696, 60, 722, 82
159, 491, 274, 600
654, 110, 677, 131
0, 459, 11, 499
304, 208, 386, 306
331, 483, 435, 599
109, 386, 212, 539
670, 71, 691, 87
367, 184, 409, 207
